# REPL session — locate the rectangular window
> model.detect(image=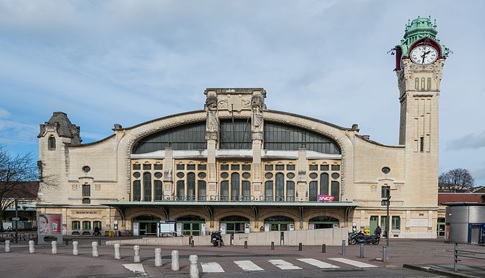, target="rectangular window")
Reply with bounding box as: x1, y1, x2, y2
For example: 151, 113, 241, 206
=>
133, 164, 141, 170
220, 164, 229, 170
198, 164, 207, 170
309, 181, 318, 201
154, 180, 163, 201
265, 164, 273, 171
82, 221, 91, 230
154, 164, 163, 170
331, 165, 340, 171
421, 77, 425, 90
286, 181, 295, 201
177, 180, 185, 200
309, 165, 318, 171
93, 221, 102, 229
427, 77, 432, 90
220, 181, 229, 201
82, 185, 91, 197
143, 164, 151, 170
381, 216, 388, 231
265, 181, 273, 201
82, 198, 90, 204
176, 164, 185, 170
72, 221, 80, 230
242, 164, 251, 171
320, 165, 329, 171
331, 181, 340, 201
392, 216, 401, 230
275, 164, 284, 171
287, 165, 295, 171
231, 164, 240, 170
381, 186, 390, 199
187, 164, 196, 170
420, 137, 424, 152
198, 181, 207, 201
